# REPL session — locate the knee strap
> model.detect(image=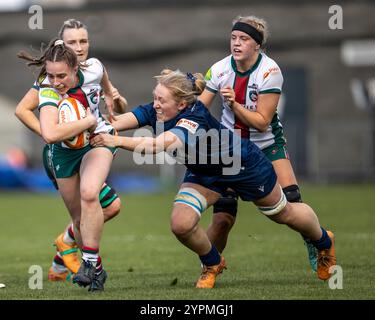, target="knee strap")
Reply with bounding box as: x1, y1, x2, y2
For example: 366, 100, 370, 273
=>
258, 188, 287, 216
99, 185, 119, 208
283, 184, 302, 203
213, 190, 238, 217
174, 187, 207, 216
